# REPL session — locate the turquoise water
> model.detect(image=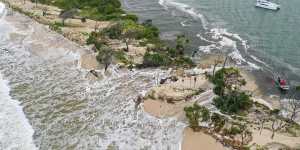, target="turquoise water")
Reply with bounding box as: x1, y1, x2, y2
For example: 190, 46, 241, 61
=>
123, 0, 300, 85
